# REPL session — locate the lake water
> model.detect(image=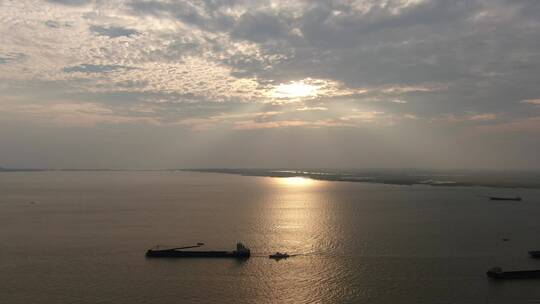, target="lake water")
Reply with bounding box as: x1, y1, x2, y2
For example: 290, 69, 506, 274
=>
1, 171, 540, 303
